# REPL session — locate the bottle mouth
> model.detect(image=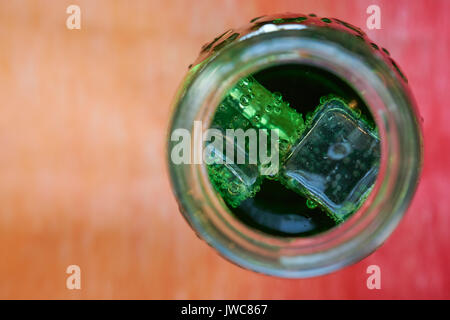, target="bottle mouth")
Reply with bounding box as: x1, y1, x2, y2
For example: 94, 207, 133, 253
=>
207, 63, 379, 238
168, 28, 422, 277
